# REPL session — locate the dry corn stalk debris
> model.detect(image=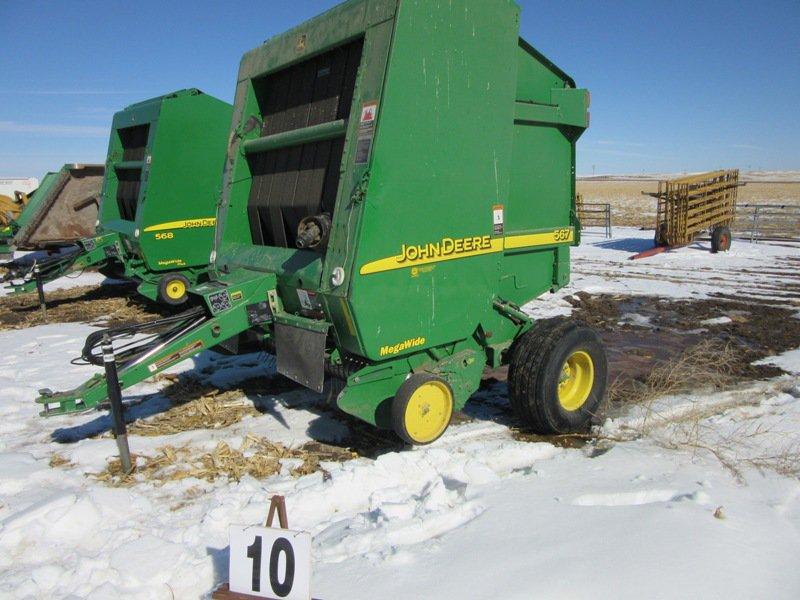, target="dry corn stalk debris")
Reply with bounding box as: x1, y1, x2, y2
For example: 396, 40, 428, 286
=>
0, 283, 165, 330
49, 453, 74, 469
127, 375, 264, 436
95, 435, 358, 487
